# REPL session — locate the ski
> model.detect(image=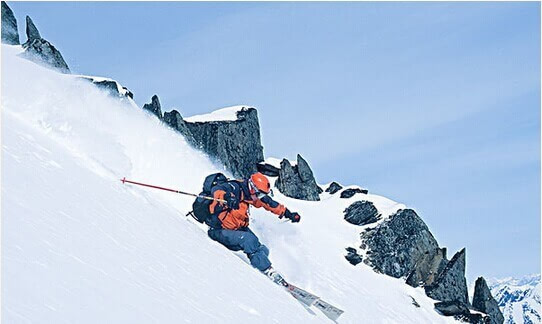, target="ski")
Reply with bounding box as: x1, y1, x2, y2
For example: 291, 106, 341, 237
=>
286, 283, 344, 321
286, 283, 320, 306
313, 298, 345, 321
266, 272, 344, 321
